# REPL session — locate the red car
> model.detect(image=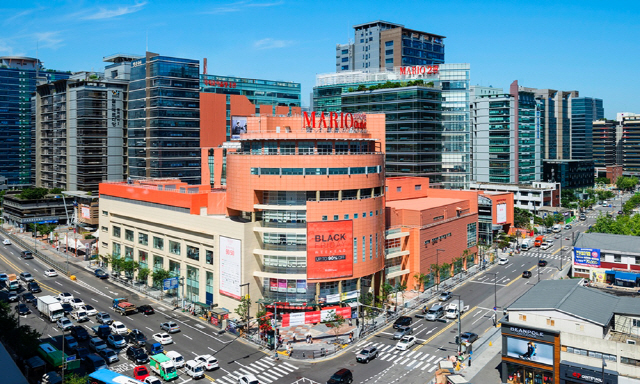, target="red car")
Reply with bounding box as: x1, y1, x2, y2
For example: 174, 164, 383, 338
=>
133, 366, 150, 381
